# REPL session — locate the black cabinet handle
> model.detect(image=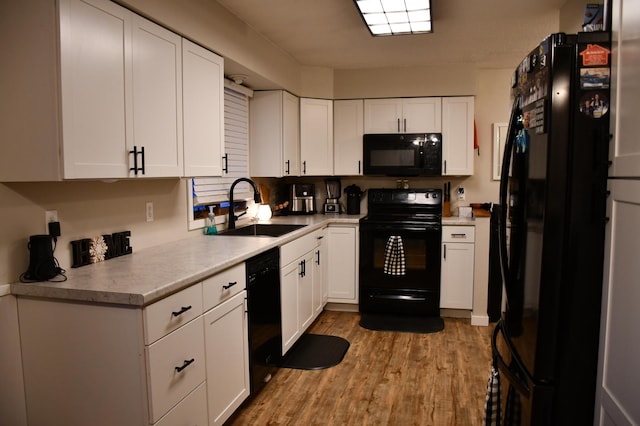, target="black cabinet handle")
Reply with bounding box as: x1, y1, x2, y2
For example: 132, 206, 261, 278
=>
299, 260, 306, 277
285, 160, 290, 175
222, 281, 237, 290
443, 244, 447, 260
316, 249, 320, 265
403, 118, 407, 132
175, 358, 195, 373
303, 161, 307, 174
129, 146, 145, 175
172, 305, 192, 317
222, 153, 229, 174
397, 118, 400, 132
140, 146, 145, 175
129, 146, 139, 175
358, 160, 361, 174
